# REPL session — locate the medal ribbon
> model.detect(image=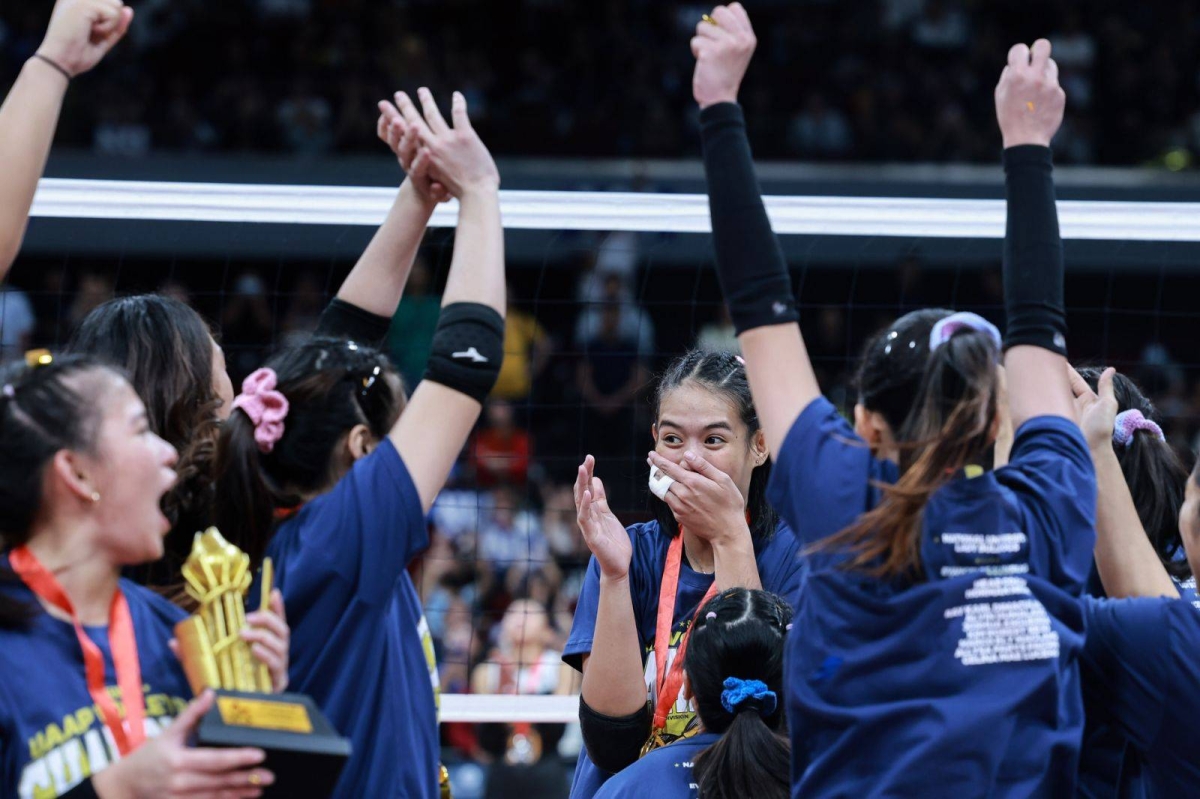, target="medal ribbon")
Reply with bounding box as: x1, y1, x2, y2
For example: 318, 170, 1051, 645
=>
10, 546, 147, 756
